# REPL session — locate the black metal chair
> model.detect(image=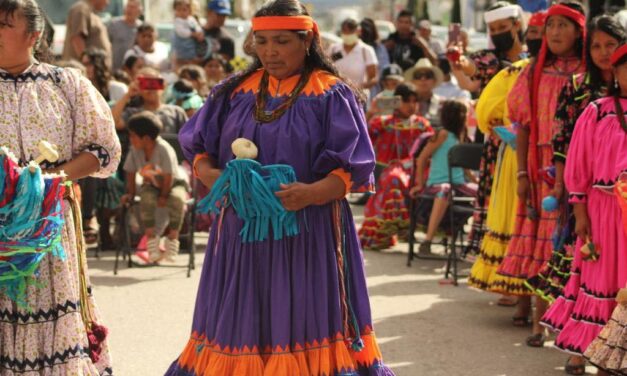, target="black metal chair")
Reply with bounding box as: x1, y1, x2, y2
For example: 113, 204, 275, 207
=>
444, 143, 483, 285
113, 133, 196, 277
406, 142, 482, 284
